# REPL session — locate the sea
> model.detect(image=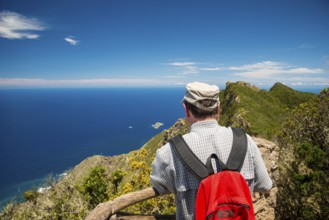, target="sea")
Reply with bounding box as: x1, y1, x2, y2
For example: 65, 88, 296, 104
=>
0, 87, 186, 210
0, 86, 325, 210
